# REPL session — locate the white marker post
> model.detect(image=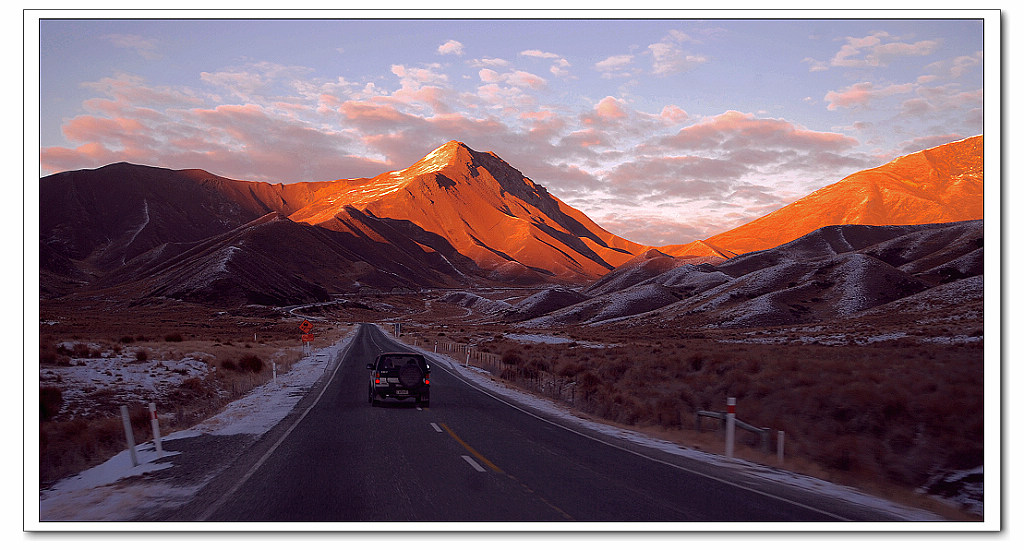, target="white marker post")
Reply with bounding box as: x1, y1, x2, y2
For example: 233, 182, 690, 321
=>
272, 360, 277, 385
725, 397, 736, 459
777, 430, 785, 464
149, 402, 163, 456
121, 405, 139, 467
